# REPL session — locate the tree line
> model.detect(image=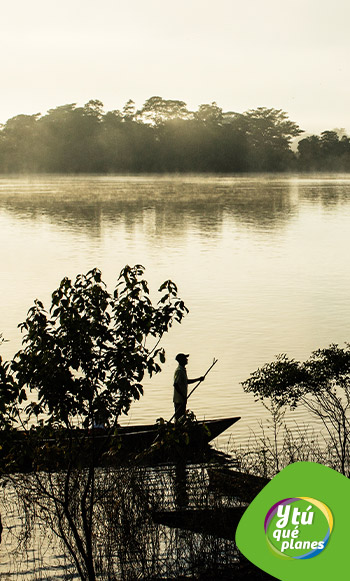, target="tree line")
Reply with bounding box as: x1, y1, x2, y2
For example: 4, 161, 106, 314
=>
0, 96, 349, 173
